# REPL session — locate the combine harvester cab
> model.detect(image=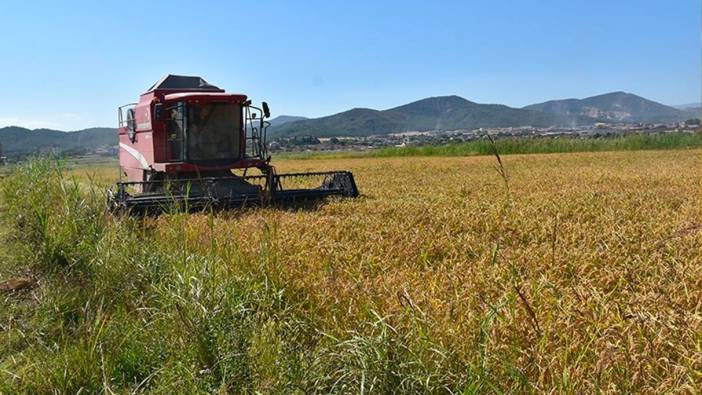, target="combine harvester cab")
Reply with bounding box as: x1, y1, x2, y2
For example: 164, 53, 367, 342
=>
109, 75, 358, 214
